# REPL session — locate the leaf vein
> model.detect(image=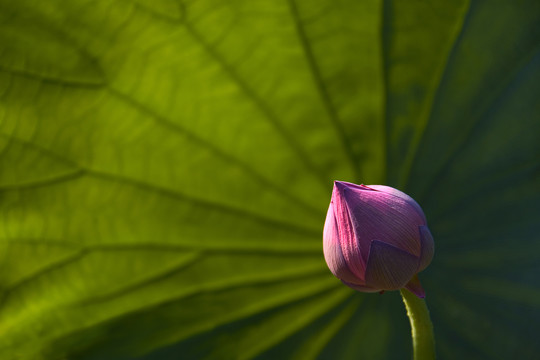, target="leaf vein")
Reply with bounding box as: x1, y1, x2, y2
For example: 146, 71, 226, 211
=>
107, 87, 323, 218
181, 20, 330, 186
0, 132, 321, 235
286, 0, 360, 181
418, 41, 540, 200
399, 0, 472, 190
